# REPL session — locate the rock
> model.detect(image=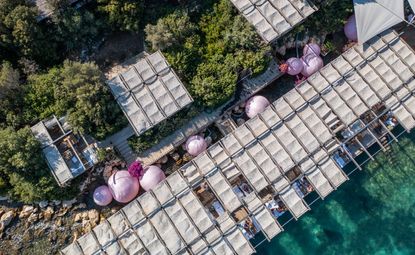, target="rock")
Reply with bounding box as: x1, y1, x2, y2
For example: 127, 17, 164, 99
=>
62, 198, 77, 208
74, 212, 83, 222
88, 210, 99, 225
55, 218, 63, 227
171, 152, 180, 161
56, 208, 68, 217
0, 210, 15, 232
19, 206, 35, 219
77, 203, 87, 209
27, 213, 39, 223
38, 201, 48, 208
43, 206, 54, 221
